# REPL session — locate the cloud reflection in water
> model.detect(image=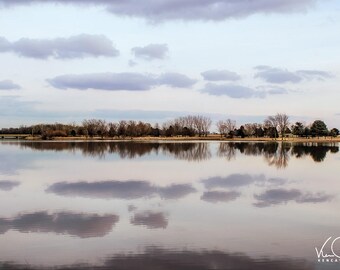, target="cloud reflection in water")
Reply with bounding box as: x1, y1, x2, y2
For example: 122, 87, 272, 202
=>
0, 211, 119, 238
46, 180, 197, 200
